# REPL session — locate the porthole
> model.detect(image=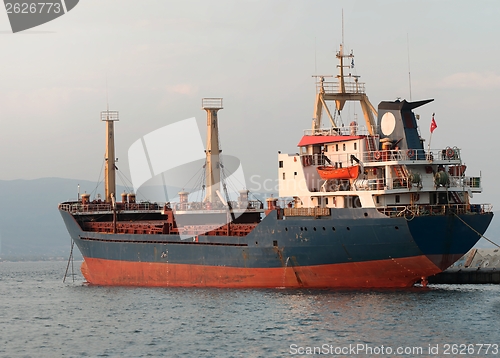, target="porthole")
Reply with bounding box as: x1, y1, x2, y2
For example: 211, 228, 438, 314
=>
332, 227, 336, 231
313, 227, 317, 231
395, 226, 399, 230
322, 227, 326, 231
347, 227, 351, 231
364, 212, 368, 217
